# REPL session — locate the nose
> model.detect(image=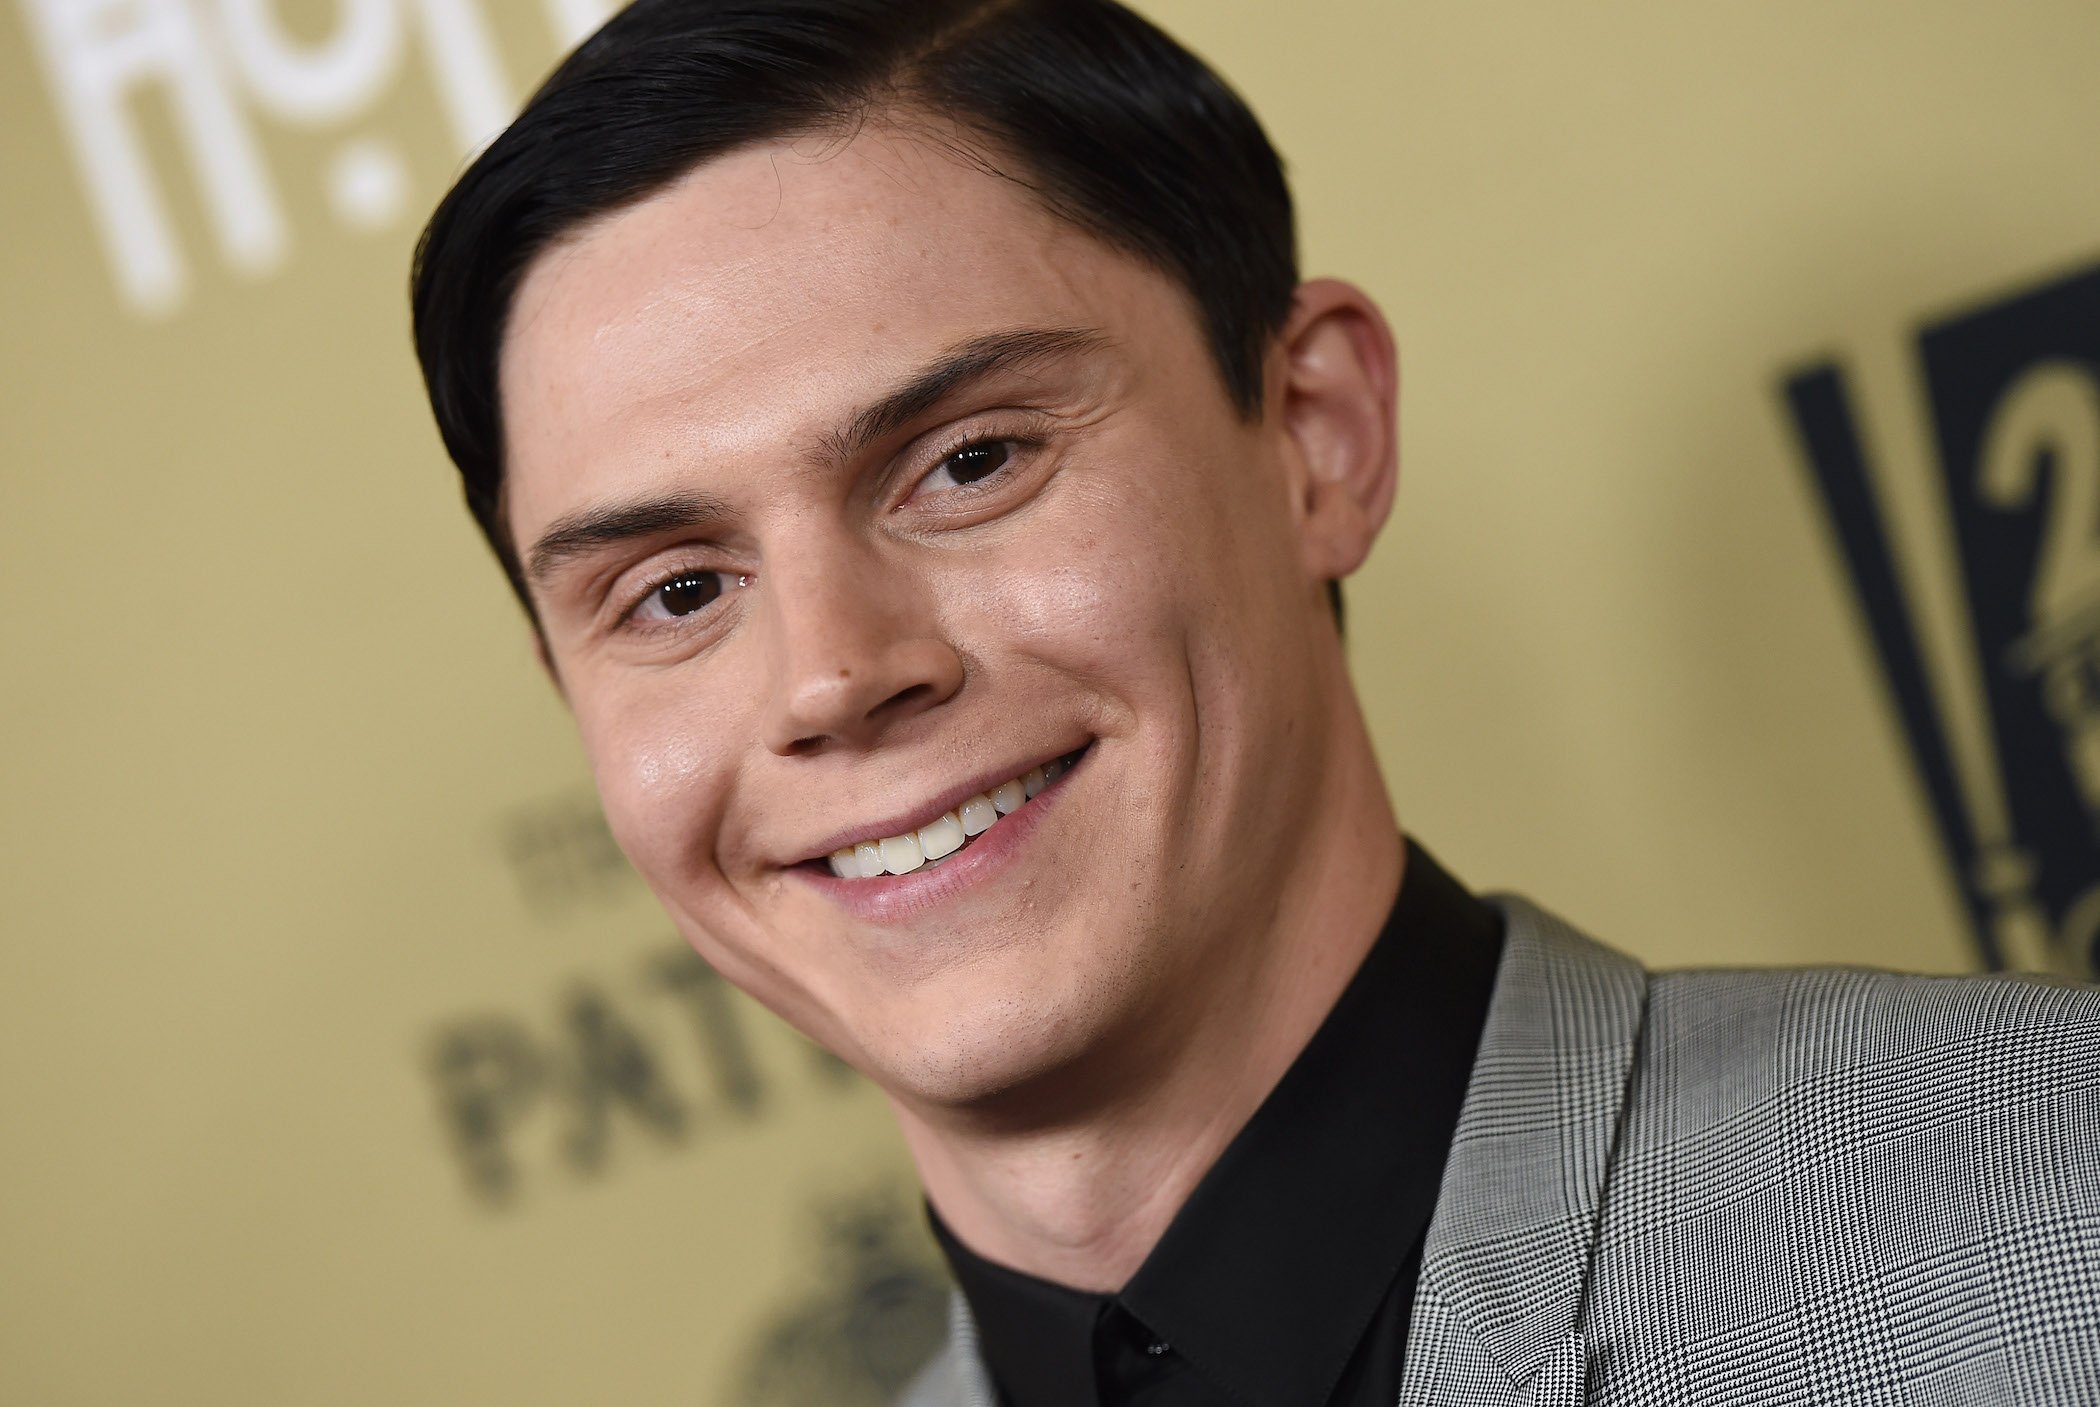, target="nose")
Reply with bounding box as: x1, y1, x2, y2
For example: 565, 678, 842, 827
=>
757, 542, 965, 757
